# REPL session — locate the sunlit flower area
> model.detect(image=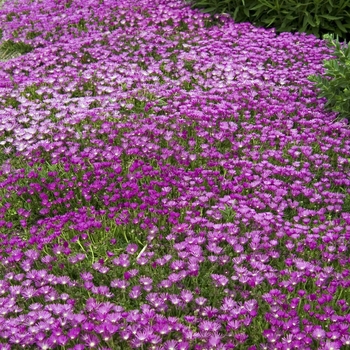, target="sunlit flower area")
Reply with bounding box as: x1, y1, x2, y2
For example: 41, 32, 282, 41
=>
0, 0, 349, 349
